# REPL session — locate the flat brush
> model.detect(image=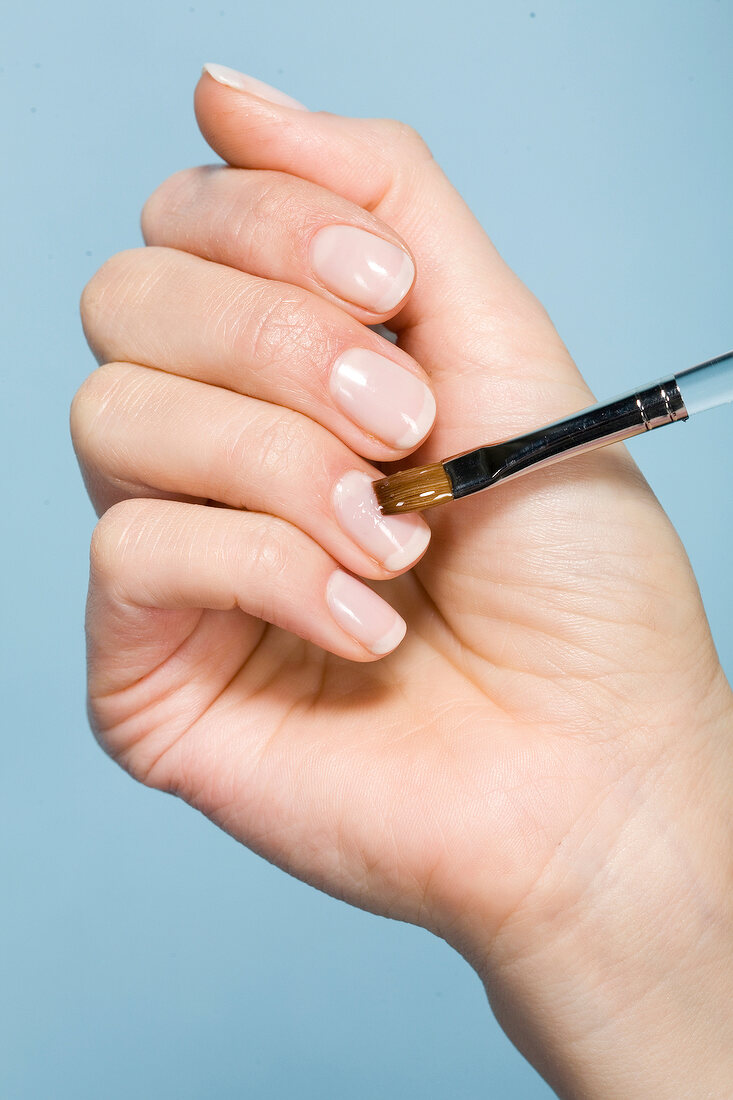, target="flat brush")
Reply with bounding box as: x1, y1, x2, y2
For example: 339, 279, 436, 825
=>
374, 351, 733, 515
